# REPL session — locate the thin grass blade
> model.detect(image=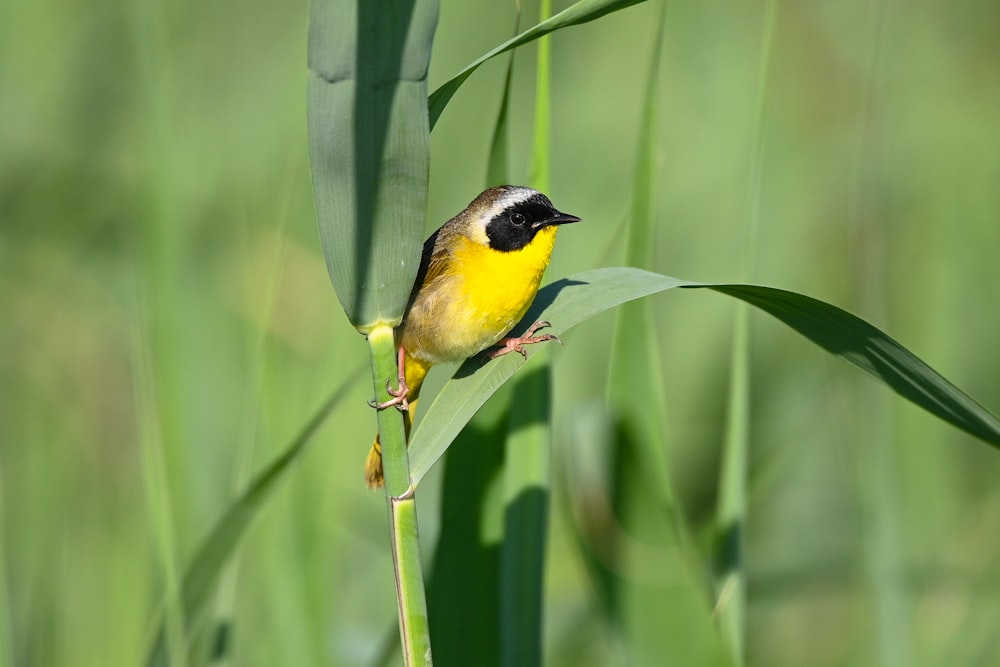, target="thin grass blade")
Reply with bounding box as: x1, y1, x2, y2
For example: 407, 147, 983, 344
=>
611, 414, 732, 666
428, 0, 648, 129
715, 2, 779, 659
498, 7, 553, 663
701, 284, 1000, 446
846, 2, 910, 663
133, 304, 186, 667
425, 385, 512, 665
559, 405, 732, 666
607, 0, 670, 504
484, 10, 520, 187
425, 22, 523, 662
0, 476, 10, 667
604, 9, 731, 660
144, 370, 362, 667
500, 360, 551, 667
715, 309, 749, 658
